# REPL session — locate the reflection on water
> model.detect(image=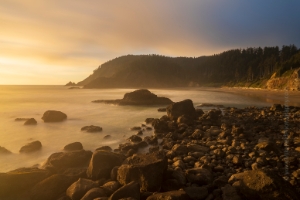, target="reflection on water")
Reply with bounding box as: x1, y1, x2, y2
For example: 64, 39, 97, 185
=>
0, 86, 299, 172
